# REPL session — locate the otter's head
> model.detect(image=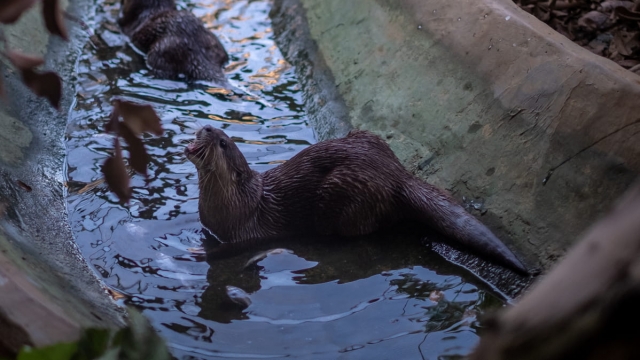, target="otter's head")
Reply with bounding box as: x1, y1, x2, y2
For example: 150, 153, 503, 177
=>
185, 126, 252, 185
119, 0, 176, 29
